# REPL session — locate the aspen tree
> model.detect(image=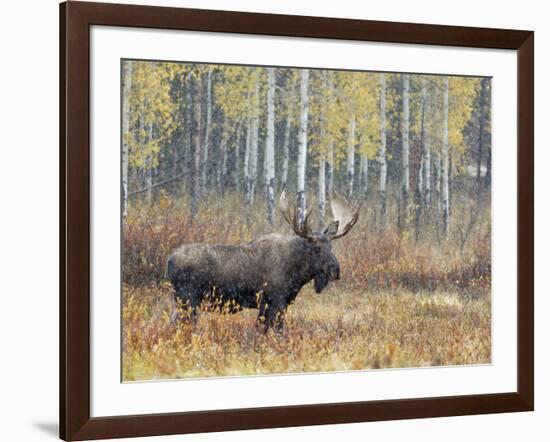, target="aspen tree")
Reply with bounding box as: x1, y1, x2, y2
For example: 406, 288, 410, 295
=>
378, 73, 387, 226
265, 68, 276, 225
296, 69, 310, 221
122, 60, 133, 217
